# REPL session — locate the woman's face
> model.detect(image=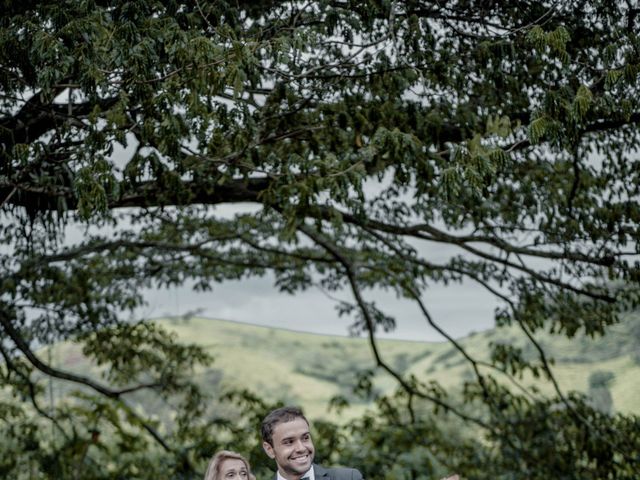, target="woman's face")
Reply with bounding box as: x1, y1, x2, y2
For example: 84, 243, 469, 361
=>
219, 459, 249, 480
